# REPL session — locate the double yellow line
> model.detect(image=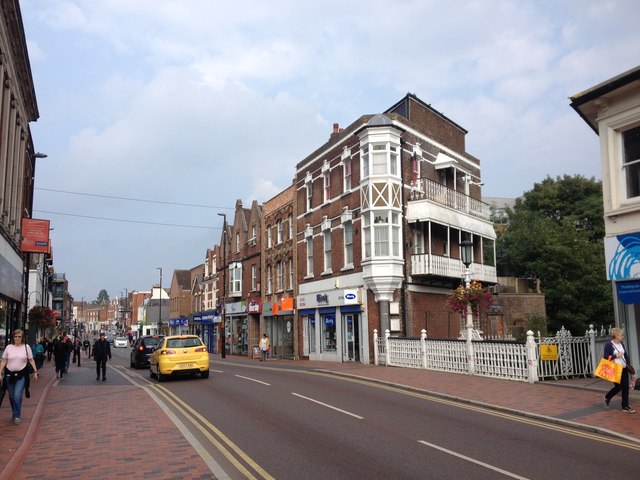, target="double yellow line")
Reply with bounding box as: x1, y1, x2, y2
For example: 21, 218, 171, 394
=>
148, 382, 275, 479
